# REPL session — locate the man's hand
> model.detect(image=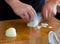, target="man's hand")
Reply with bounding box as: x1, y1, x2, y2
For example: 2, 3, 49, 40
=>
5, 0, 37, 23
42, 0, 58, 20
